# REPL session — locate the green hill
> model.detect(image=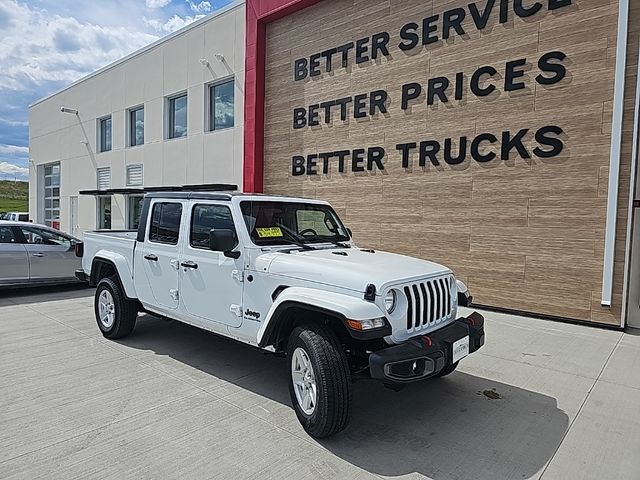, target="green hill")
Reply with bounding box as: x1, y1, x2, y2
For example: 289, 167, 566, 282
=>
0, 180, 28, 214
